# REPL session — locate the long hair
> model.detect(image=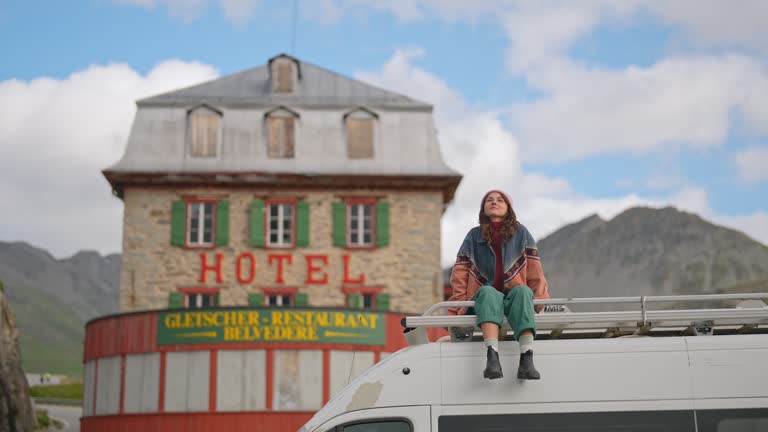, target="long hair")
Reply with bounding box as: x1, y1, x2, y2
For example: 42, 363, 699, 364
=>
479, 193, 519, 243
